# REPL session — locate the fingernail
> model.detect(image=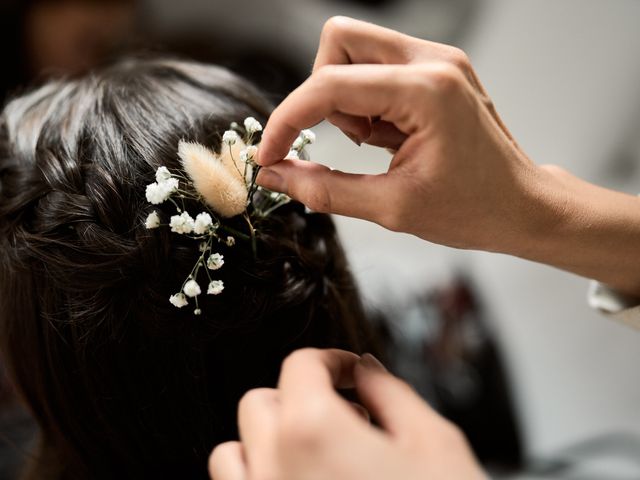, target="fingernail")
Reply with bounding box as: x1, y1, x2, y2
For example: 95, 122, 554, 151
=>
360, 353, 386, 372
256, 168, 286, 192
345, 132, 362, 147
